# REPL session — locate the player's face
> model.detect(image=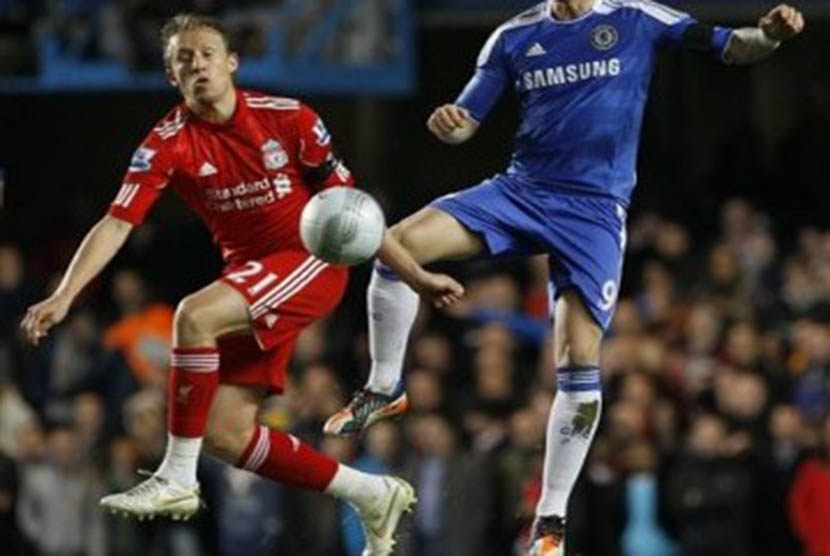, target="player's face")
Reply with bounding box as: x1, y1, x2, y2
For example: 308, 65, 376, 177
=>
166, 28, 238, 104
